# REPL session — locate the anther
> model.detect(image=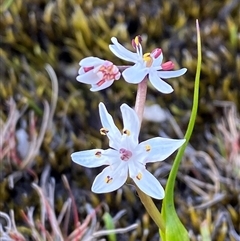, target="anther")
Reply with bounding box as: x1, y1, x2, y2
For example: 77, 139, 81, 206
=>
145, 145, 151, 152
136, 173, 142, 180
123, 129, 131, 136
95, 151, 102, 157
105, 175, 113, 183
143, 53, 153, 67
100, 127, 109, 135
83, 66, 94, 72
132, 35, 142, 48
